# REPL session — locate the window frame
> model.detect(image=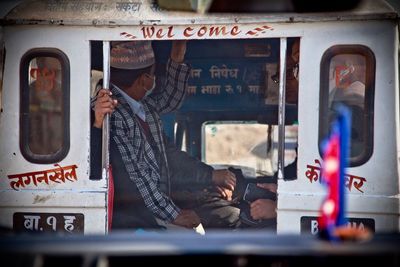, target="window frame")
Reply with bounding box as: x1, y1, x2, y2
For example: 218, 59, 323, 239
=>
0, 41, 5, 113
318, 45, 375, 167
20, 48, 70, 164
